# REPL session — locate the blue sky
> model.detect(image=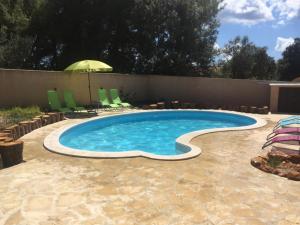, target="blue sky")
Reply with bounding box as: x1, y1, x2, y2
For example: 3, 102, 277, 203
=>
216, 0, 300, 60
